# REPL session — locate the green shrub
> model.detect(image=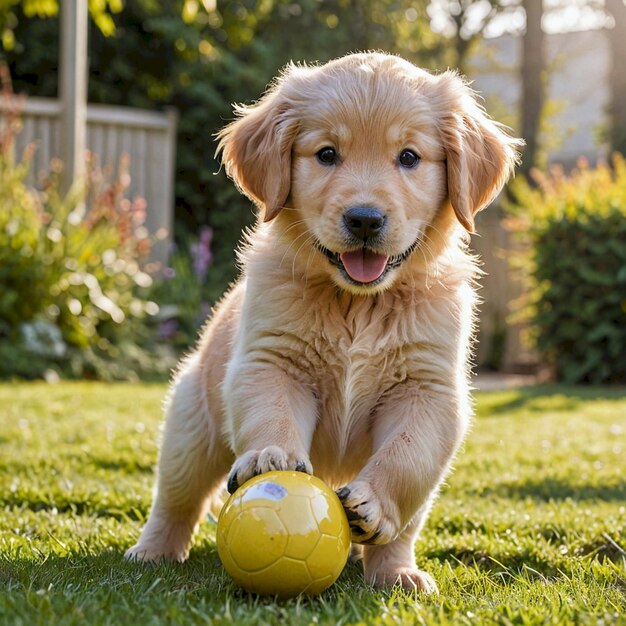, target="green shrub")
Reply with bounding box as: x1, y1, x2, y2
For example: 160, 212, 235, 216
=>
508, 156, 626, 384
0, 95, 174, 380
